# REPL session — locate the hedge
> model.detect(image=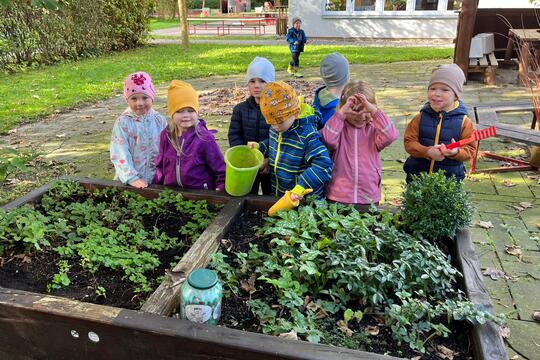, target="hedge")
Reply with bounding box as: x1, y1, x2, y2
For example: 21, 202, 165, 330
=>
0, 0, 154, 71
